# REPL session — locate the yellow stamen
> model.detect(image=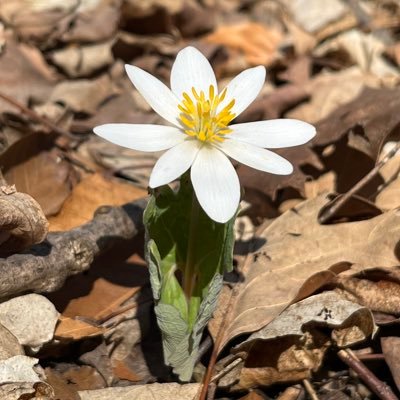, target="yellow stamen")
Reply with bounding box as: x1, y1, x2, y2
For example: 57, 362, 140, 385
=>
178, 84, 236, 143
